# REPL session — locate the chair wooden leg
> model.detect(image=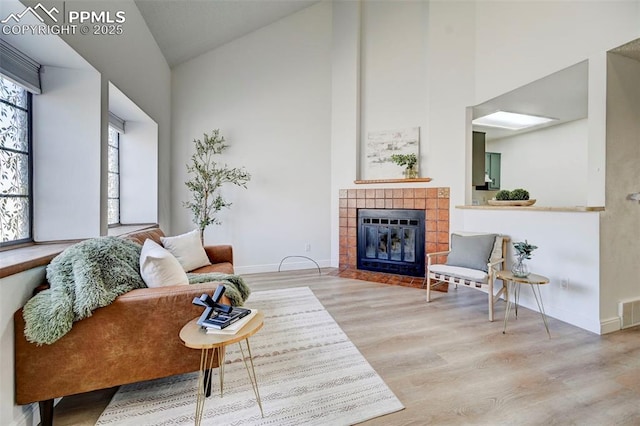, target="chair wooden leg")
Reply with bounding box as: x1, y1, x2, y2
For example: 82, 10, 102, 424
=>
488, 275, 495, 322
488, 290, 494, 322
426, 274, 431, 302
